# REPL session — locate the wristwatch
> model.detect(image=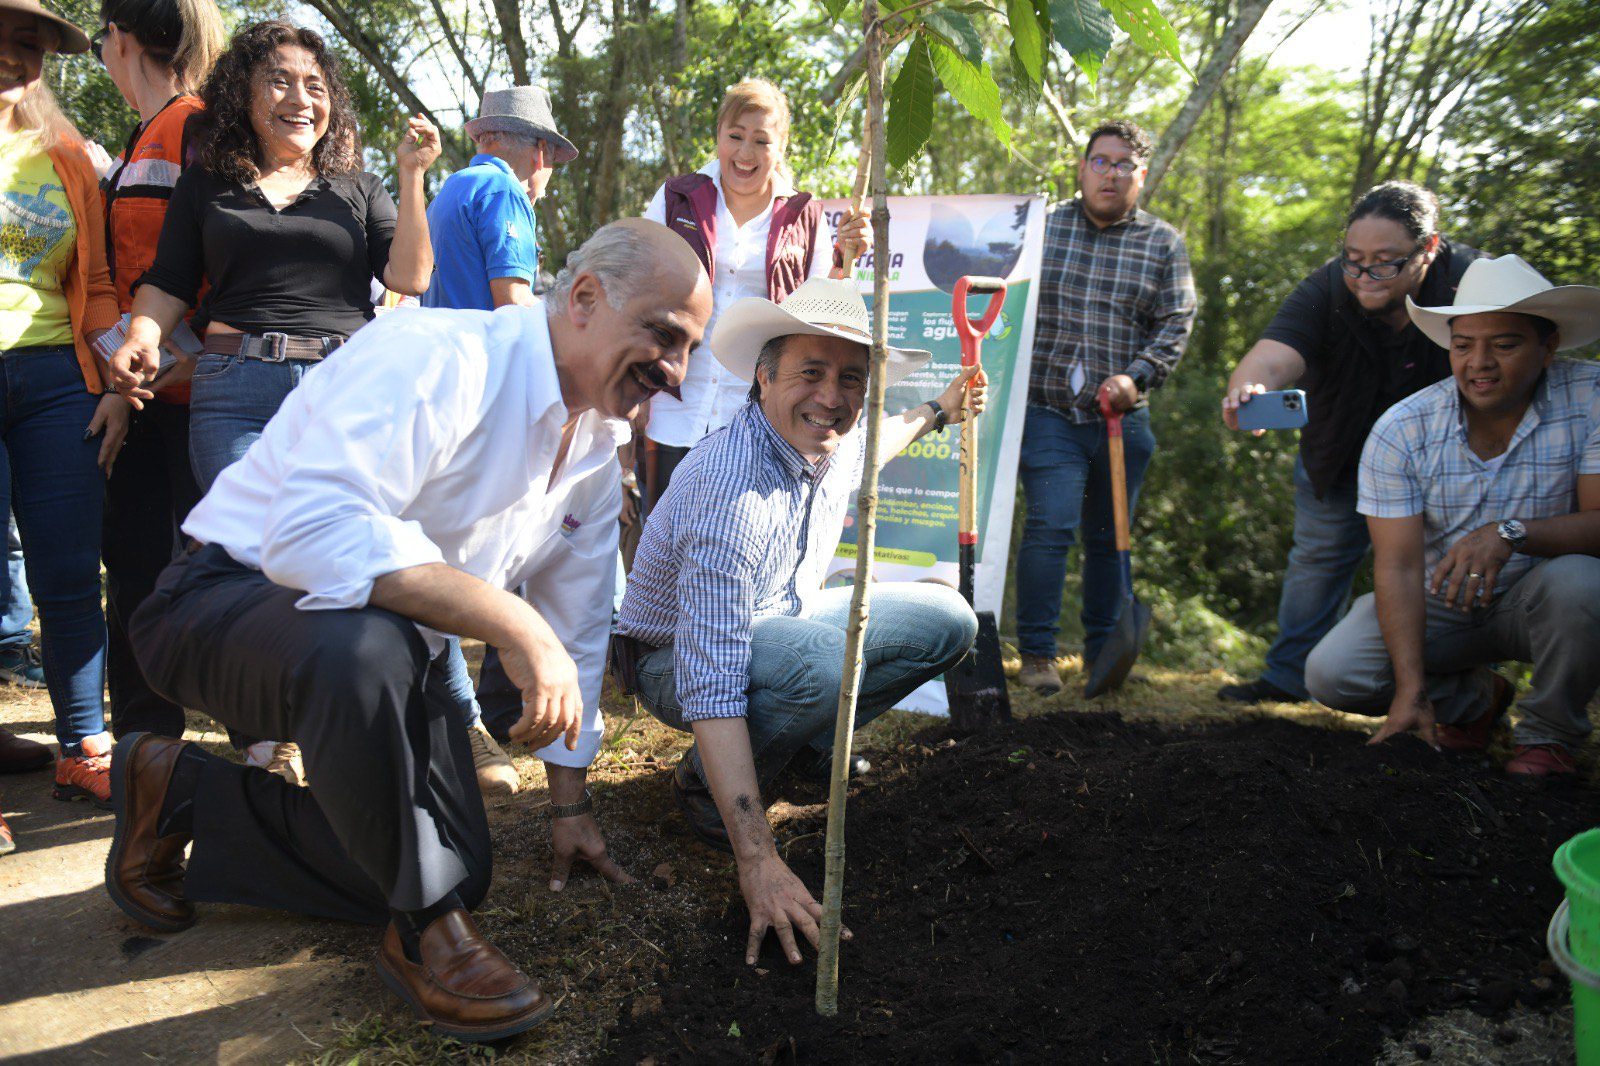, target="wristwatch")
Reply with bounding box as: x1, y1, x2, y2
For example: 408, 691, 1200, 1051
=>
547, 788, 594, 819
923, 400, 949, 432
1497, 518, 1527, 551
